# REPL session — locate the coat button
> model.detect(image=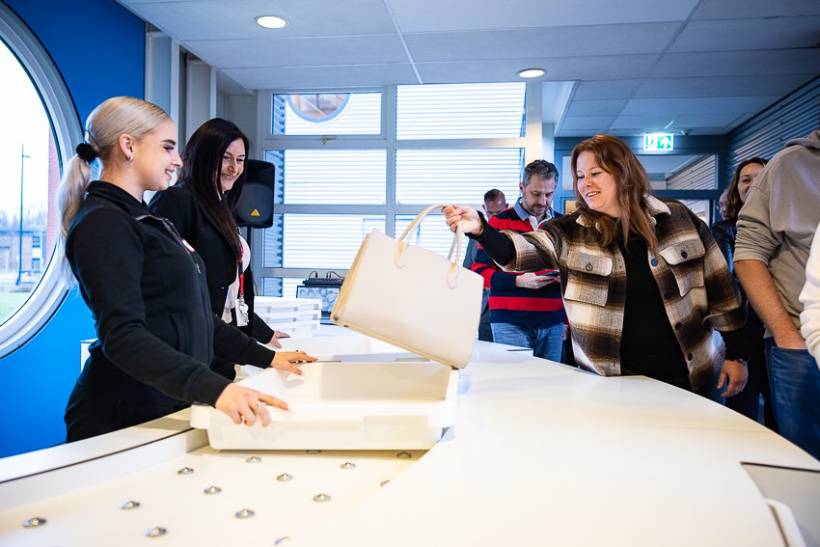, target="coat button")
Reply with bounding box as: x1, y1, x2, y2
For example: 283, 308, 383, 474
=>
687, 353, 694, 360
664, 291, 673, 299
585, 263, 593, 271
650, 258, 658, 267
681, 251, 688, 259
674, 322, 682, 330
